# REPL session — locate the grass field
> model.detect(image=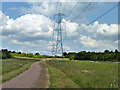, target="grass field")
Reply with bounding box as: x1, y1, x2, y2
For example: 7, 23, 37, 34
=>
43, 60, 118, 88
1, 58, 40, 83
